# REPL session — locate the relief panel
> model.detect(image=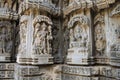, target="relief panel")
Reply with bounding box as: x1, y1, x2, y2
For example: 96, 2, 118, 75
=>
94, 13, 108, 64
107, 3, 120, 66
32, 15, 53, 65
0, 21, 13, 62
66, 15, 93, 65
